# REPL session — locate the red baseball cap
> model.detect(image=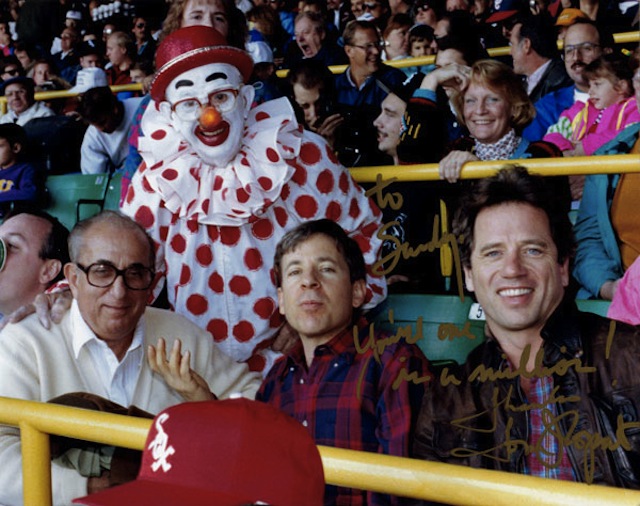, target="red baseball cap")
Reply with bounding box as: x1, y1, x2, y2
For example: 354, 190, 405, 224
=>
73, 399, 325, 506
151, 25, 254, 103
